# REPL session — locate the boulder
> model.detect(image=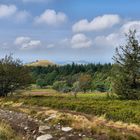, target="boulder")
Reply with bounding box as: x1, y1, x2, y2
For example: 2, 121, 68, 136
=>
36, 134, 53, 140
39, 125, 50, 133
61, 127, 72, 132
